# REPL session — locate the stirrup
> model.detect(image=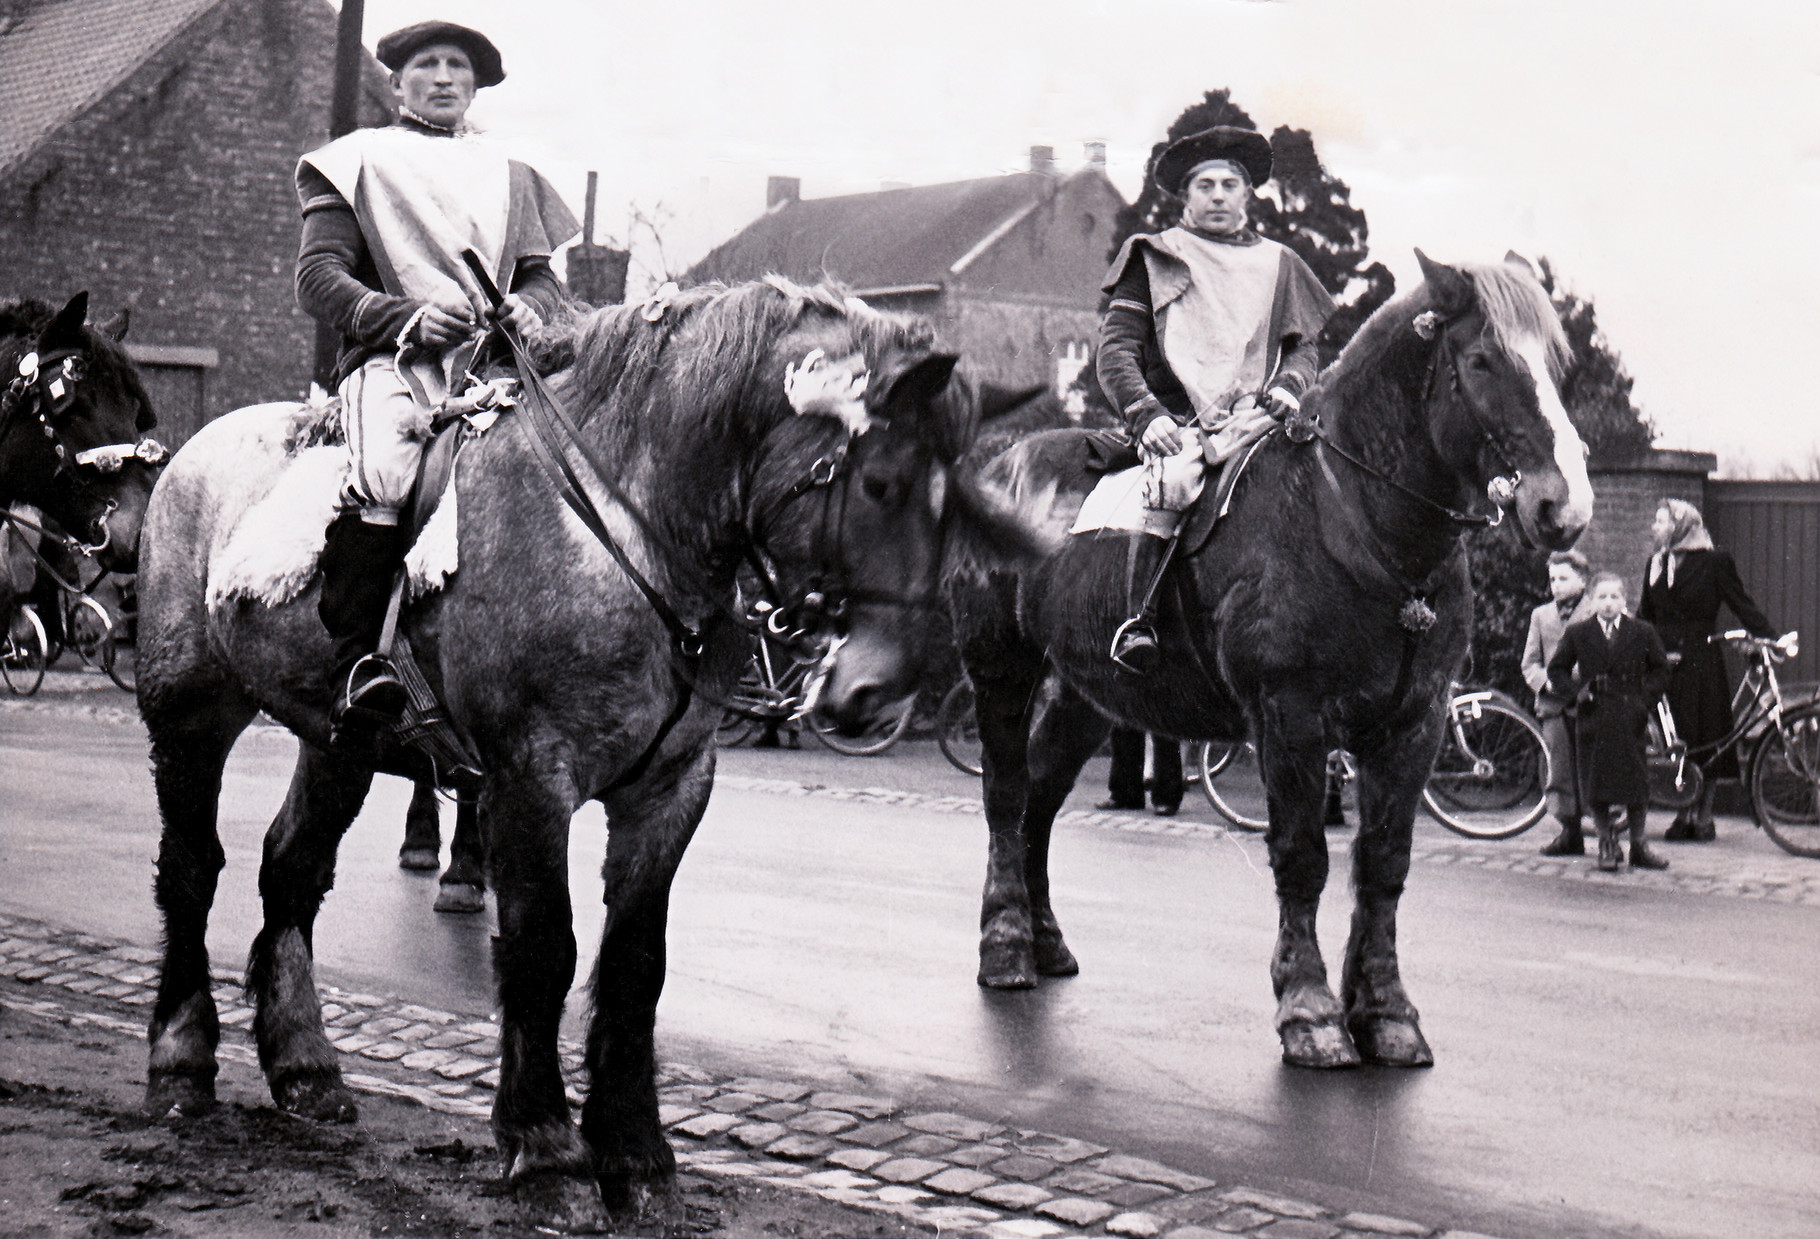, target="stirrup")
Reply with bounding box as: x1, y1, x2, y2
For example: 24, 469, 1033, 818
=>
1110, 618, 1159, 674
331, 654, 408, 743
